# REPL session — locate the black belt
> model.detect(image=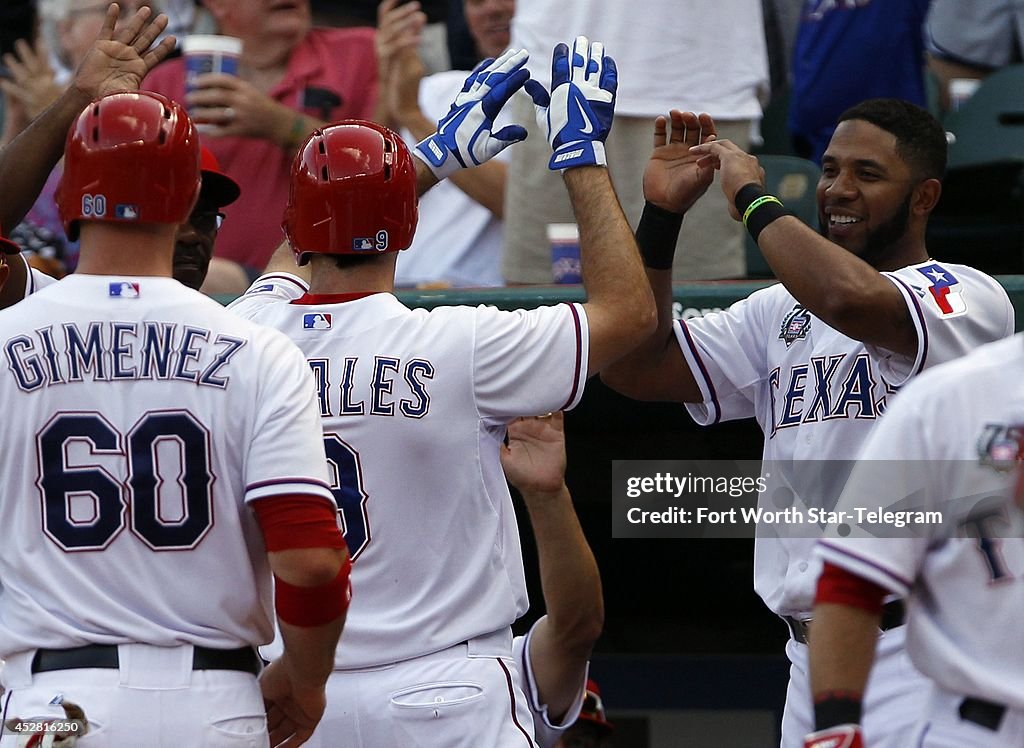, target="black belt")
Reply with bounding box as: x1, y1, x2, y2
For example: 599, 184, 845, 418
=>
960, 697, 1006, 731
31, 644, 261, 676
783, 599, 906, 645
